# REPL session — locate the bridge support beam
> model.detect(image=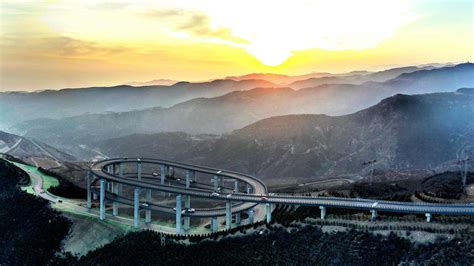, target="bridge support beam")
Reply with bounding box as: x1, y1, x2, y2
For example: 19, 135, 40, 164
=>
266, 203, 272, 223
211, 216, 218, 233
176, 195, 182, 235
99, 179, 106, 220
370, 209, 378, 221
248, 209, 254, 224
145, 189, 152, 223
319, 206, 326, 219
425, 213, 432, 223
226, 201, 232, 230
86, 171, 92, 209
134, 188, 140, 228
